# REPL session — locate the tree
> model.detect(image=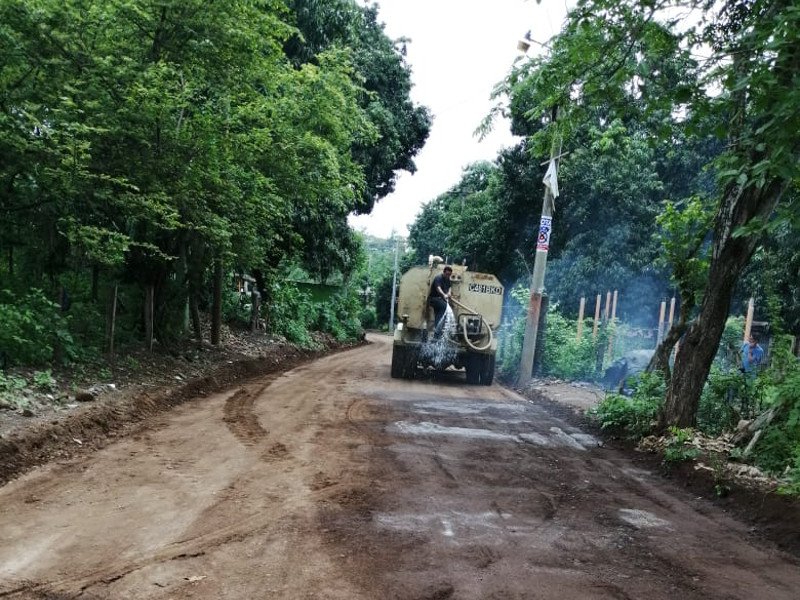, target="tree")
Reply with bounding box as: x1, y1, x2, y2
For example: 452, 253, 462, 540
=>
496, 0, 799, 426
1, 0, 429, 358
